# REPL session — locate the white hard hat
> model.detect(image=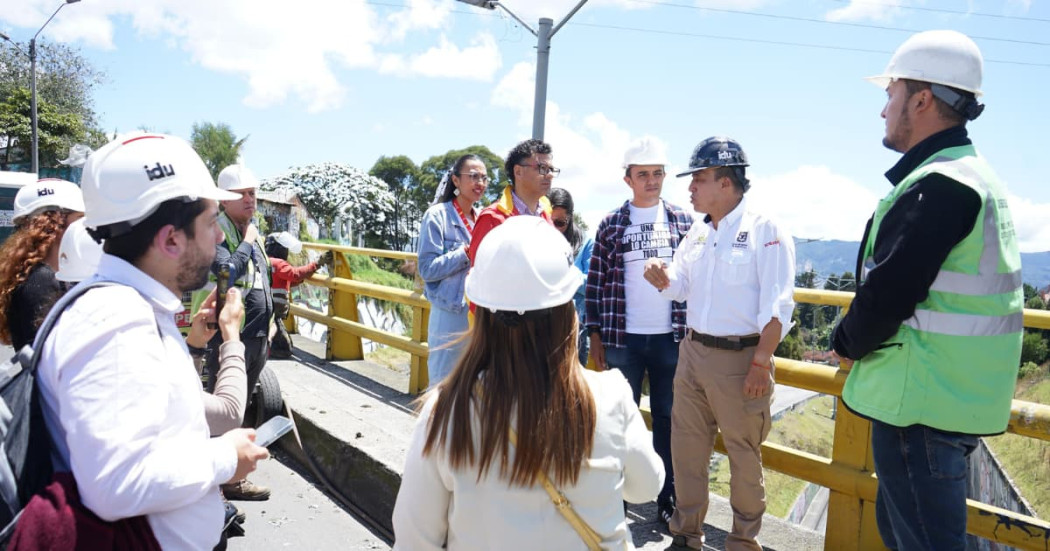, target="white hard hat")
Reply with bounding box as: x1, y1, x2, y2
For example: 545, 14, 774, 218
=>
623, 137, 667, 169
12, 179, 85, 225
273, 231, 302, 254
465, 216, 583, 313
80, 133, 240, 232
56, 218, 103, 283
866, 30, 983, 96
217, 164, 260, 192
